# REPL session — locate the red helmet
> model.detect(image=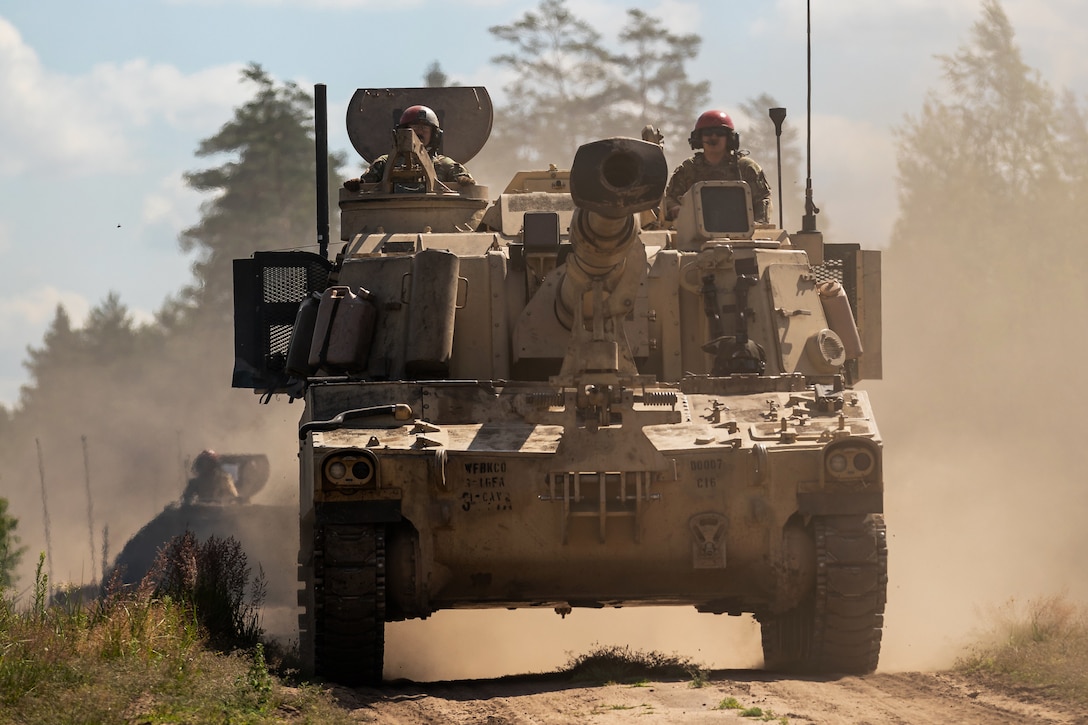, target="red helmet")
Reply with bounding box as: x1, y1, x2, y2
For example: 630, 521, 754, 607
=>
397, 104, 442, 151
689, 109, 738, 150
398, 104, 441, 130
193, 449, 220, 474
694, 110, 735, 132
